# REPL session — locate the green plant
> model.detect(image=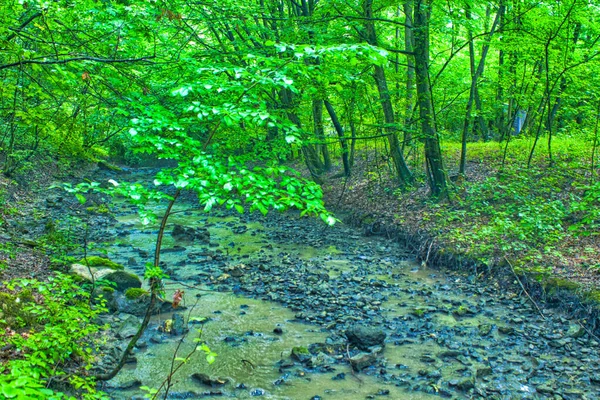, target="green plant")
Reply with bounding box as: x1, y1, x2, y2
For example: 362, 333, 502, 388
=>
0, 273, 108, 399
569, 181, 600, 236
